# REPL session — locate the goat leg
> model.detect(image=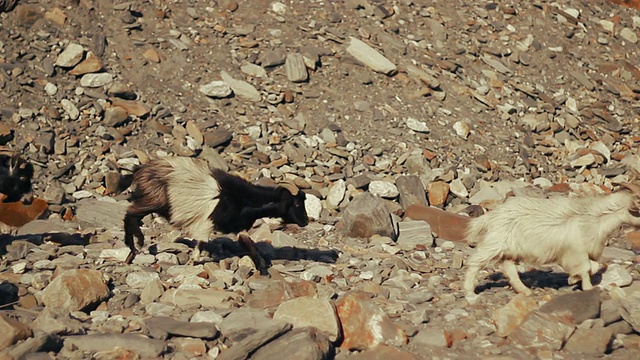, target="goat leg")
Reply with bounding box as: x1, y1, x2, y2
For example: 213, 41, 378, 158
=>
237, 232, 269, 276
502, 260, 533, 296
